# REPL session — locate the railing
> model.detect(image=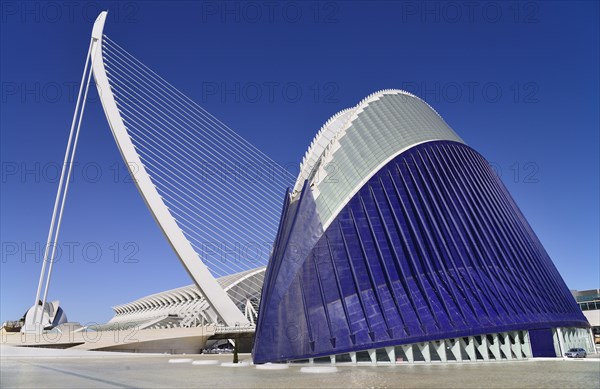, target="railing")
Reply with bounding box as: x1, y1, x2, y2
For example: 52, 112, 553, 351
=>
214, 324, 256, 334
